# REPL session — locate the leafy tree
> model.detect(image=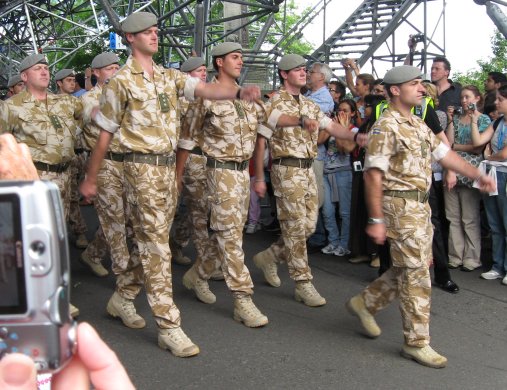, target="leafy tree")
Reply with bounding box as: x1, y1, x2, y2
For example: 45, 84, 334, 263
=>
453, 30, 507, 91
